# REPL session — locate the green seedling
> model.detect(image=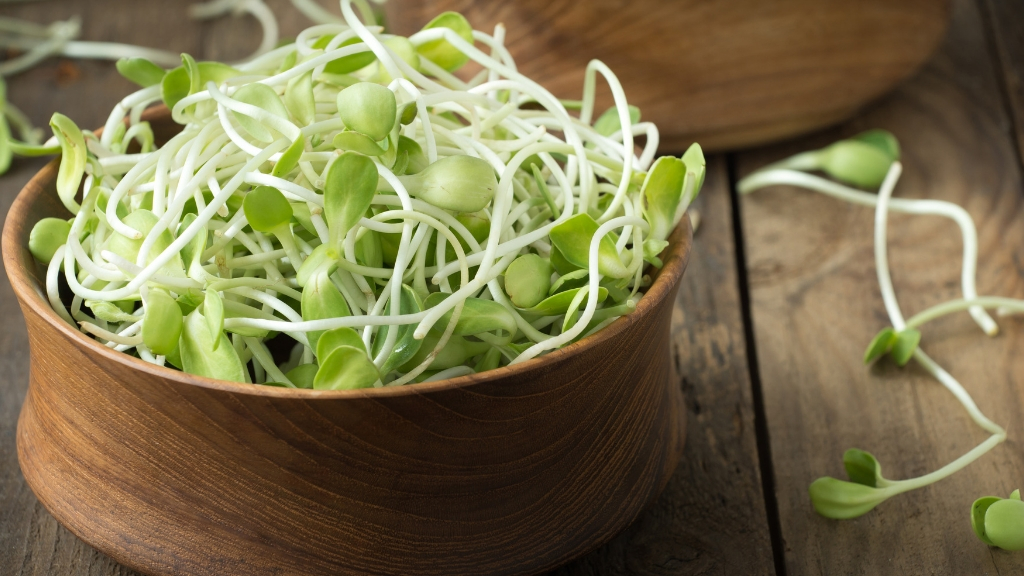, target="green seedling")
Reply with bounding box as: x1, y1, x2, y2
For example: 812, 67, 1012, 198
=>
337, 82, 397, 142
415, 11, 473, 72
549, 213, 629, 278
142, 288, 183, 356
504, 254, 551, 308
